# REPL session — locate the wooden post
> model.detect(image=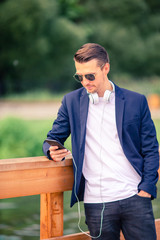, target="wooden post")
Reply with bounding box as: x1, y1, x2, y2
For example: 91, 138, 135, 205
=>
40, 192, 63, 239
